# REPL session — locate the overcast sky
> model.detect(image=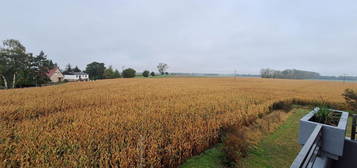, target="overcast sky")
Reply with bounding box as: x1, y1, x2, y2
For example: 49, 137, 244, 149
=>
1, 0, 356, 75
